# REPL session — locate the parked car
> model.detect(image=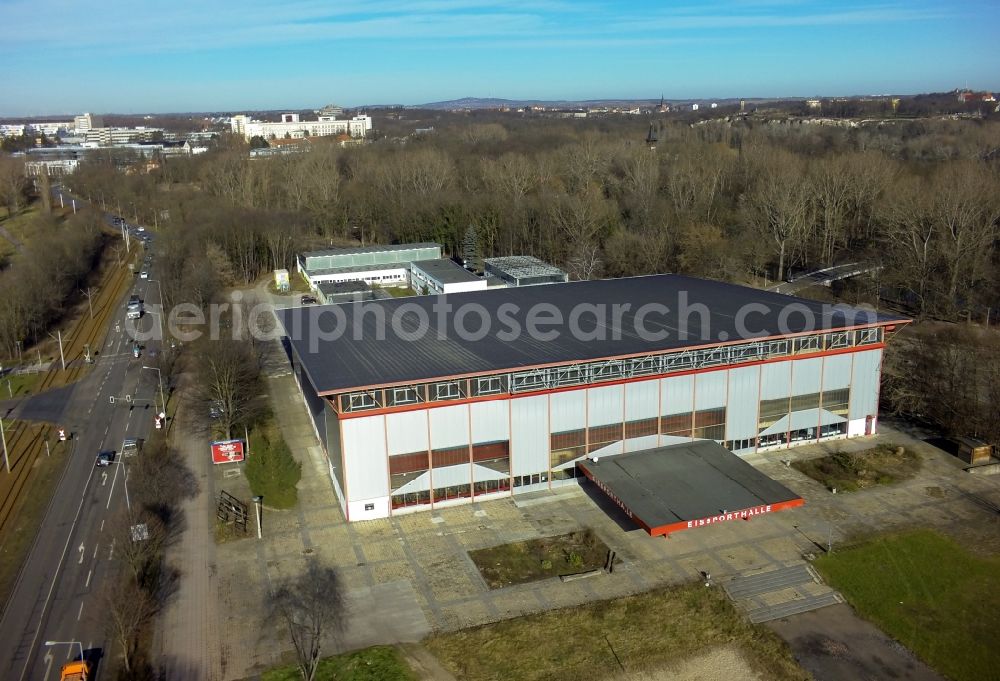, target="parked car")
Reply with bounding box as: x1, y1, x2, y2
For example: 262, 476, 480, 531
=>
139, 271, 148, 279
300, 294, 318, 305
121, 438, 142, 458
95, 450, 115, 467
